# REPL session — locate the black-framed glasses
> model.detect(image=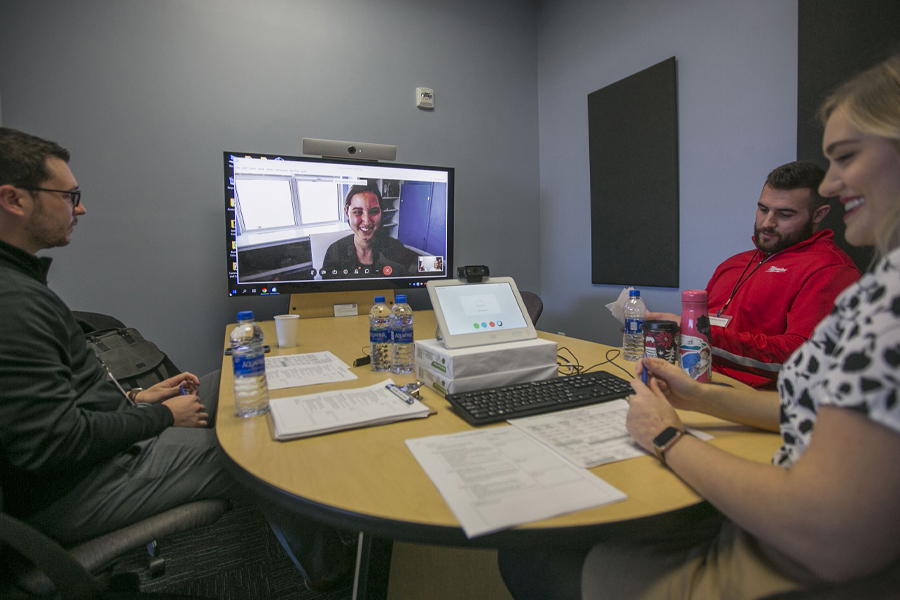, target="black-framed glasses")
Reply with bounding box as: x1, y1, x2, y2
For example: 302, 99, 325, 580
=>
23, 187, 81, 207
